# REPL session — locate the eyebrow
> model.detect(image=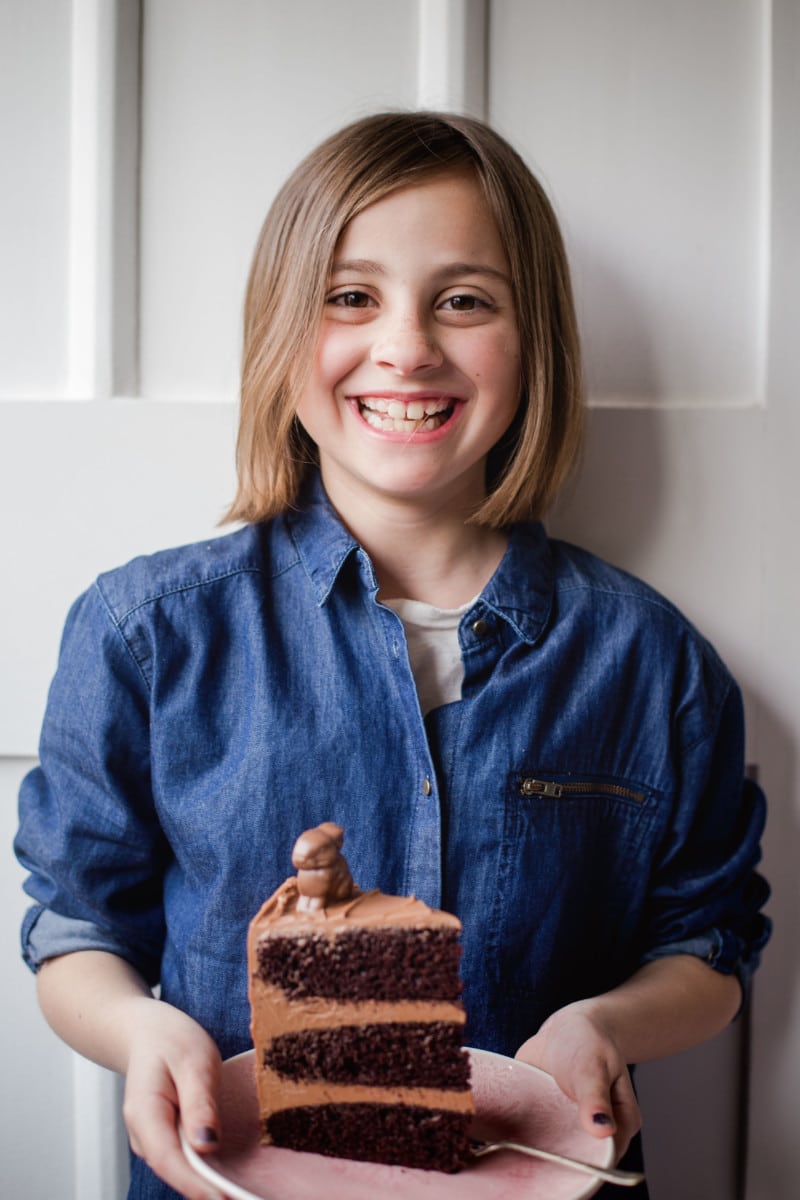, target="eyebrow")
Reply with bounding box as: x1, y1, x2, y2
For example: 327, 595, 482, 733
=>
330, 258, 512, 286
